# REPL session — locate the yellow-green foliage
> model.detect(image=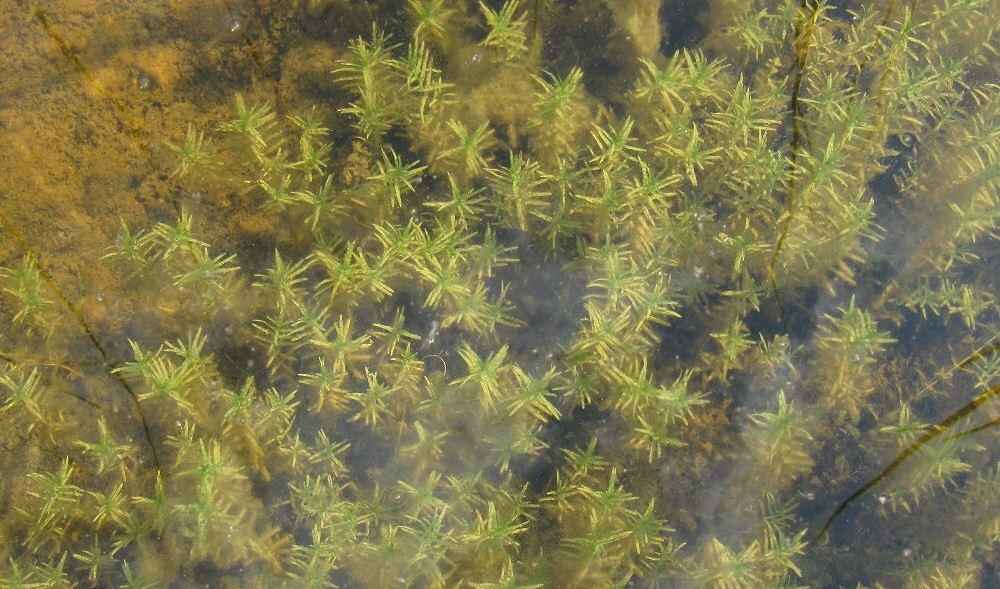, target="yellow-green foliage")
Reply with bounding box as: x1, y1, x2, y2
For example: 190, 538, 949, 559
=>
2, 0, 1000, 588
